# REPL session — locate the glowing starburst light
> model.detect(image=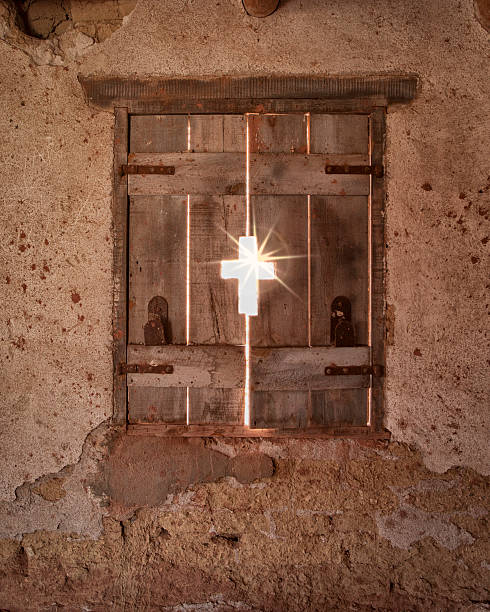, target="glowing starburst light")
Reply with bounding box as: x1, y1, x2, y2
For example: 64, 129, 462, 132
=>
221, 236, 275, 316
